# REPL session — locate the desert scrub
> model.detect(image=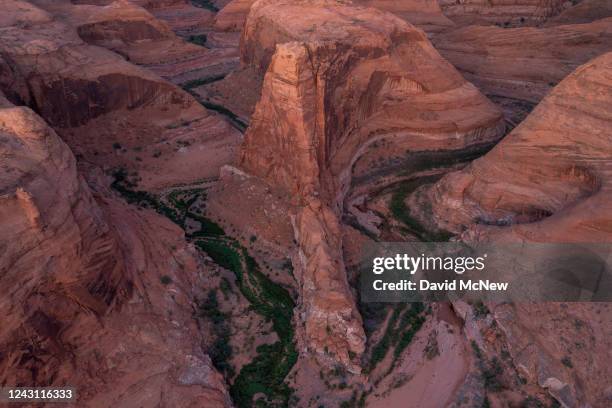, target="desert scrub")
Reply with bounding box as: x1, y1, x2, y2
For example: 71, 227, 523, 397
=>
111, 179, 298, 406
367, 302, 425, 372
182, 75, 226, 90
561, 356, 573, 368
181, 83, 248, 132
402, 145, 494, 175
472, 301, 490, 319
471, 341, 505, 392
199, 290, 235, 377
424, 330, 440, 360
190, 0, 218, 11
187, 34, 207, 46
